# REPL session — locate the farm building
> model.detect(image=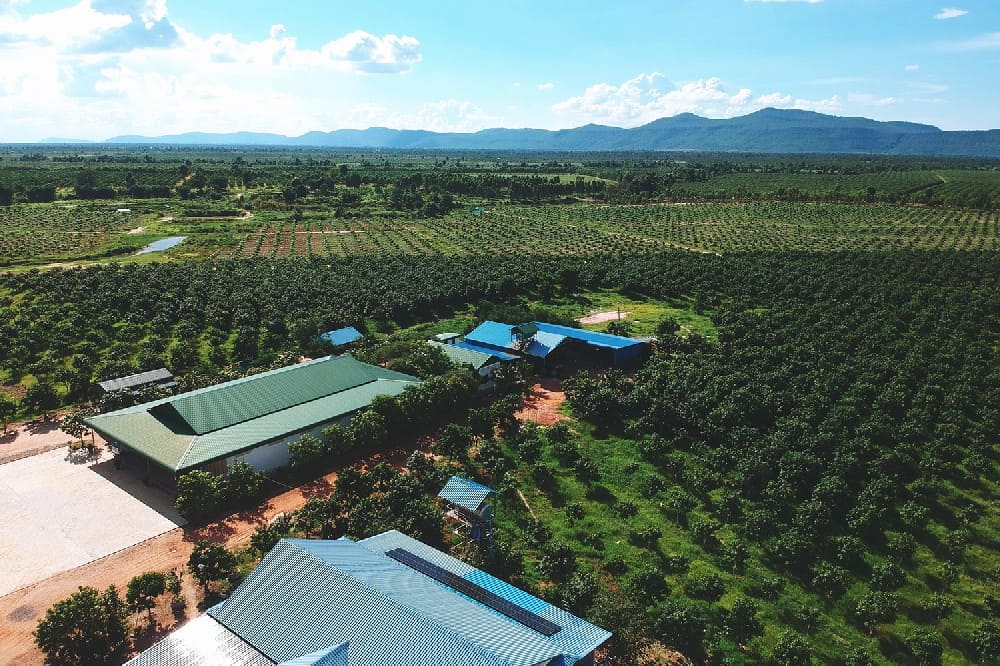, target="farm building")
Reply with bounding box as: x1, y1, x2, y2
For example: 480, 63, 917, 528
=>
94, 367, 177, 396
319, 326, 364, 347
464, 320, 649, 369
438, 475, 496, 521
428, 340, 516, 380
434, 331, 462, 344
84, 356, 418, 477
126, 530, 610, 666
